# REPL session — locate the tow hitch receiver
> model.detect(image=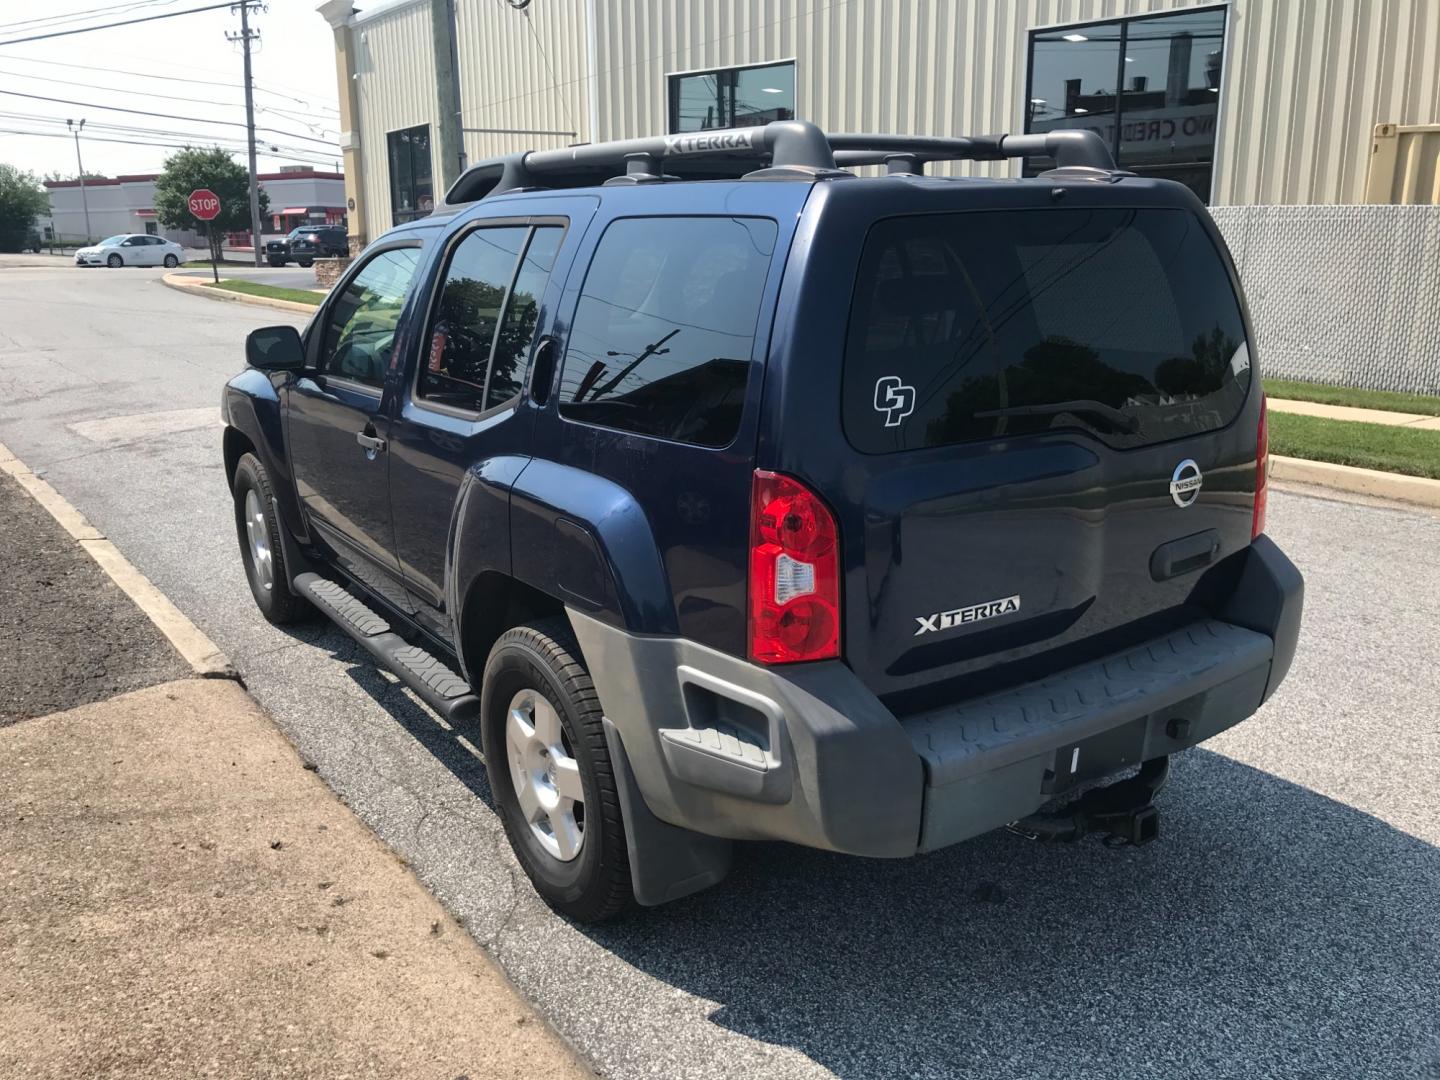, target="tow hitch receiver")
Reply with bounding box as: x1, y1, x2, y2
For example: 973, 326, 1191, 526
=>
1007, 757, 1170, 847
